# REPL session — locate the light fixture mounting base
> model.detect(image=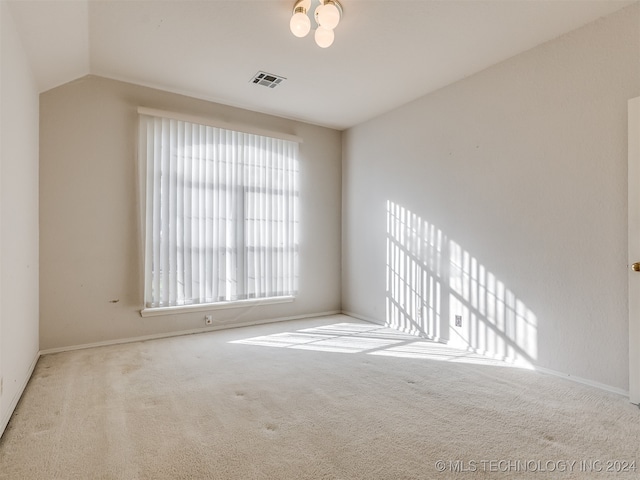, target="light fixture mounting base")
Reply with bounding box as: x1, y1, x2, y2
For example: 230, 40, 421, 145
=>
293, 0, 343, 17
292, 0, 311, 14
